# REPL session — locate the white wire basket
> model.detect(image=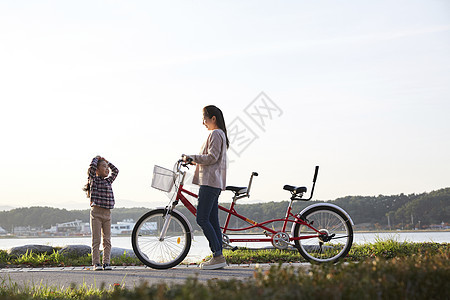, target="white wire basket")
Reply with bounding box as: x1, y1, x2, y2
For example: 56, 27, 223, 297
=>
151, 165, 176, 192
